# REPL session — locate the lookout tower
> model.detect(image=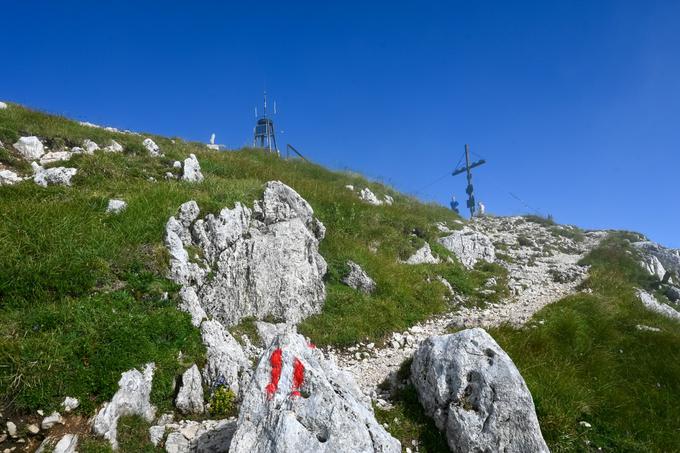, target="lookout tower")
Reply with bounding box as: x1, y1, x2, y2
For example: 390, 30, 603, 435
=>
253, 92, 278, 153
